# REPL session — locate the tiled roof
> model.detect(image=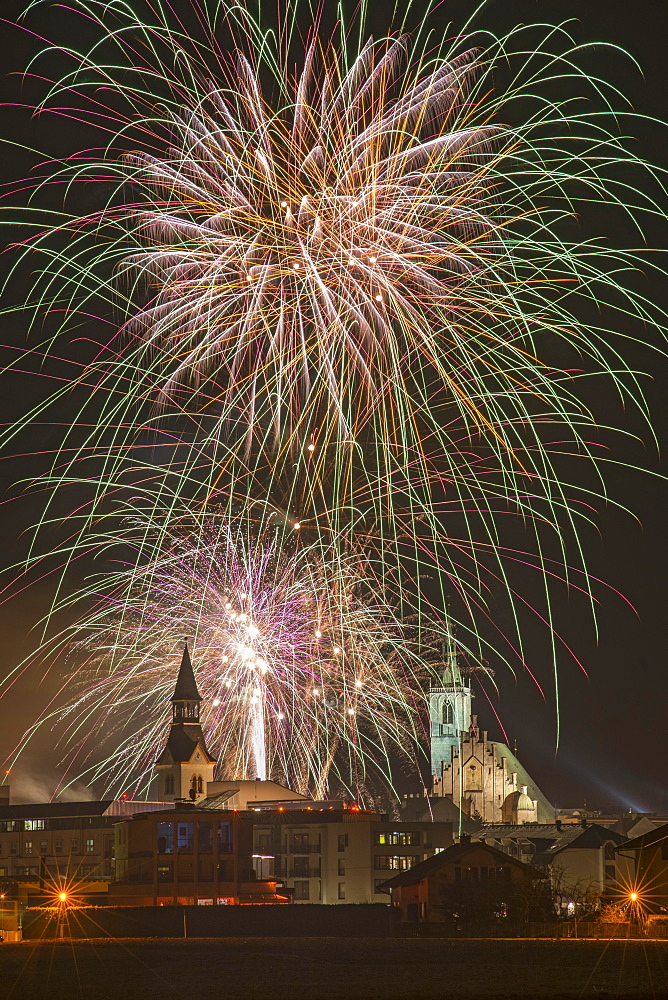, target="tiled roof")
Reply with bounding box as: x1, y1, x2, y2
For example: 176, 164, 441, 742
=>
377, 840, 535, 891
